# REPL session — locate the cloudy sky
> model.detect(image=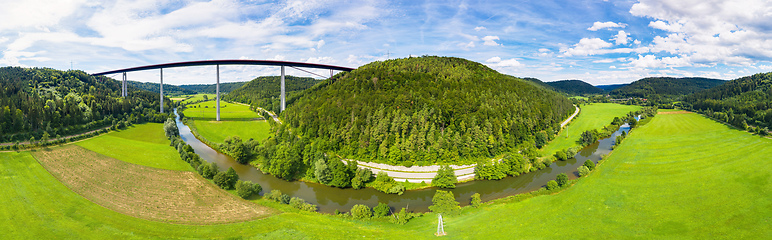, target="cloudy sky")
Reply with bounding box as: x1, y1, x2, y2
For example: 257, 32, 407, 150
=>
2, 0, 771, 85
